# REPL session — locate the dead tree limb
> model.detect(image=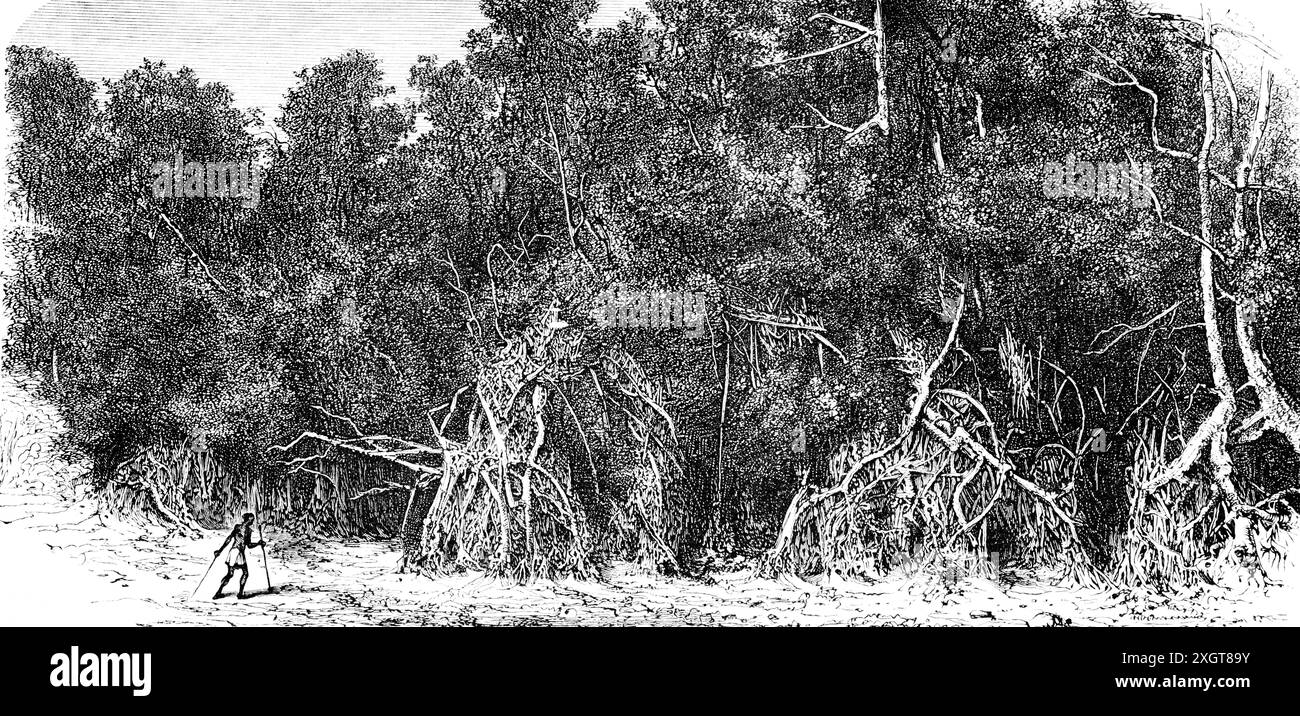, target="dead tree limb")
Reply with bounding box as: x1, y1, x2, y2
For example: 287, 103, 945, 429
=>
761, 3, 890, 140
